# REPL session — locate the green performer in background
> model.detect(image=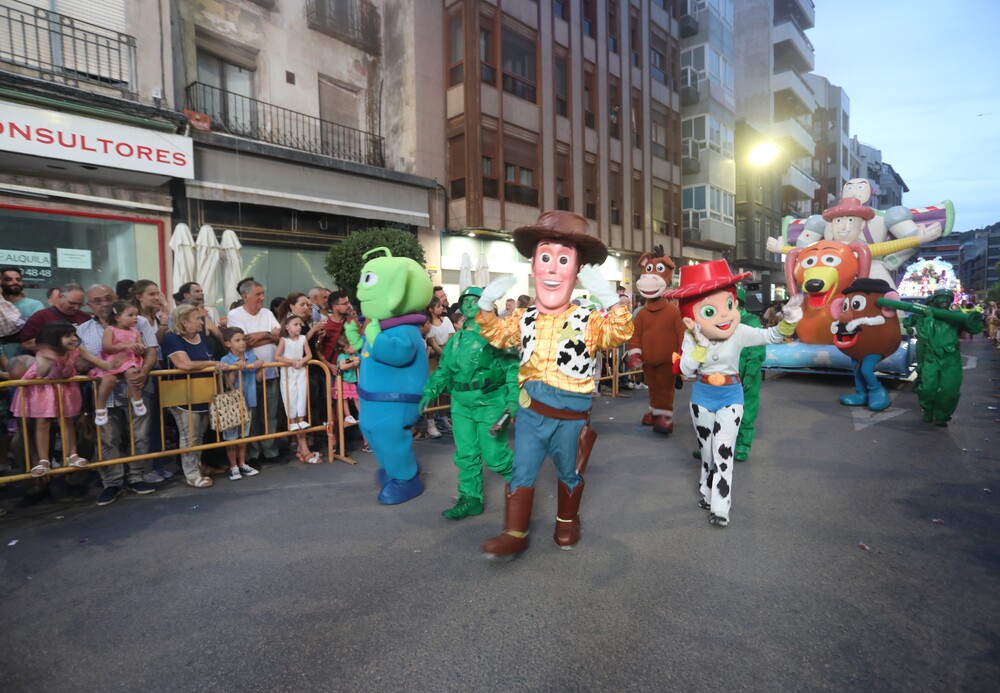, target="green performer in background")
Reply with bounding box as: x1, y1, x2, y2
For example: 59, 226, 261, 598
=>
419, 287, 519, 519
693, 285, 765, 463
883, 288, 982, 427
